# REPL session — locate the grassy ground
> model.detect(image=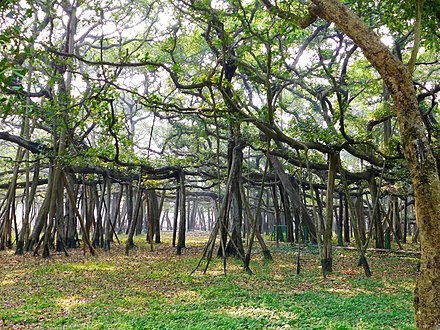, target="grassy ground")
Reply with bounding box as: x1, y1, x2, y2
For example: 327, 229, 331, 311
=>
0, 233, 418, 329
